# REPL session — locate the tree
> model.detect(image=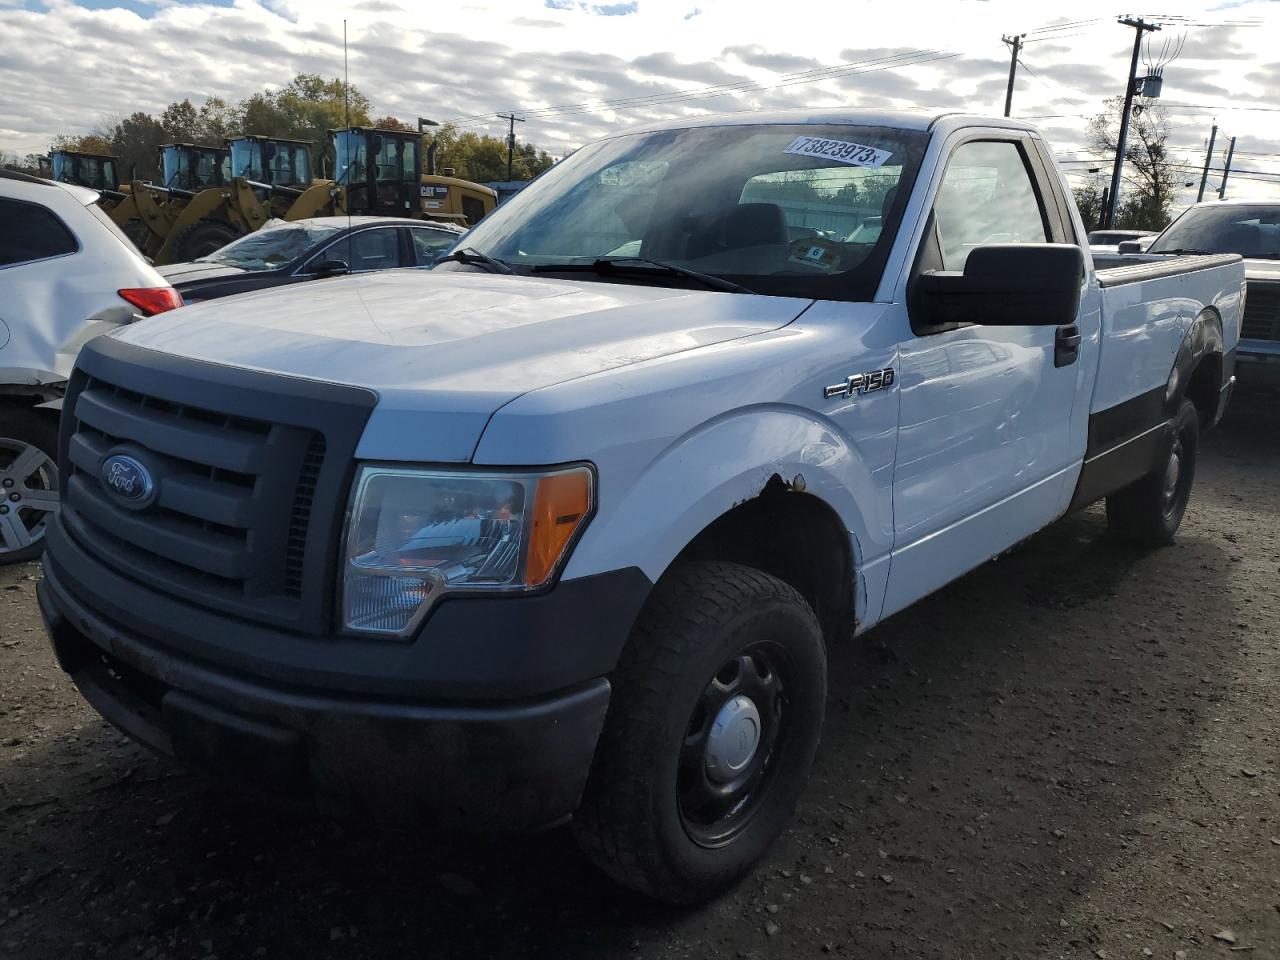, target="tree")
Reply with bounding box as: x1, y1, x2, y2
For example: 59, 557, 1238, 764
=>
1087, 96, 1176, 231
428, 123, 555, 182
100, 111, 168, 181
371, 115, 412, 131
1072, 177, 1107, 234
0, 151, 40, 174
